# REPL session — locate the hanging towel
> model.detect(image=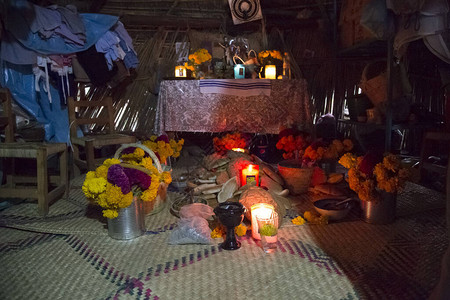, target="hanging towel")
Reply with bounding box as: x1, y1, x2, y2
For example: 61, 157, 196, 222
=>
199, 79, 271, 97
